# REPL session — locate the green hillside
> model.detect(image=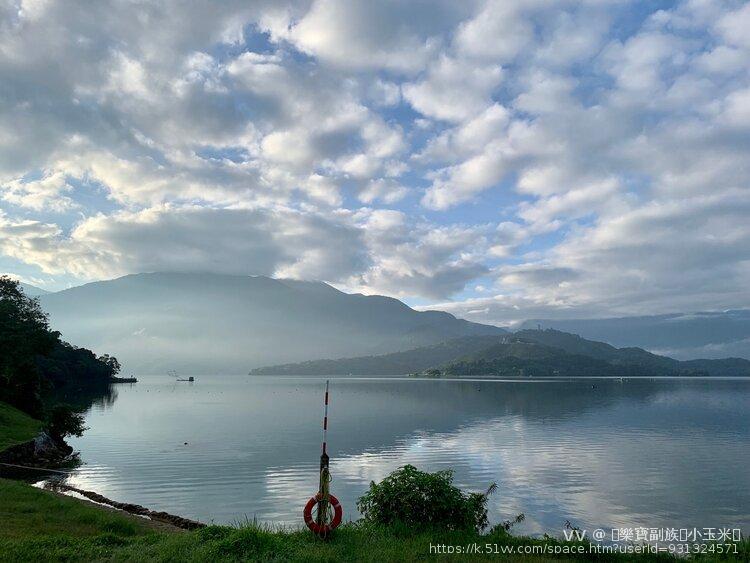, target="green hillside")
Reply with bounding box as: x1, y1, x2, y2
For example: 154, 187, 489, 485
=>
438, 340, 668, 378
250, 336, 504, 375
251, 329, 750, 377
0, 402, 41, 452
